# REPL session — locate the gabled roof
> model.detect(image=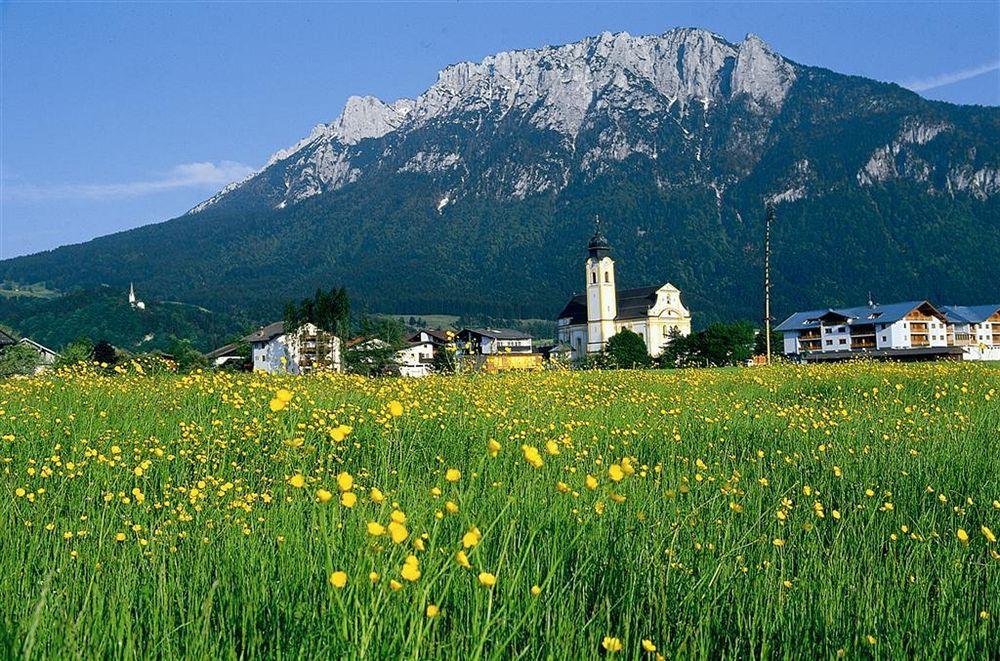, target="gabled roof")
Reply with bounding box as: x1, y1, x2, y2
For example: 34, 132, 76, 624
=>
17, 337, 60, 357
459, 327, 532, 340
206, 342, 242, 359
557, 285, 663, 324
408, 329, 453, 344
243, 322, 285, 344
0, 329, 17, 347
940, 304, 1000, 324
775, 301, 942, 332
